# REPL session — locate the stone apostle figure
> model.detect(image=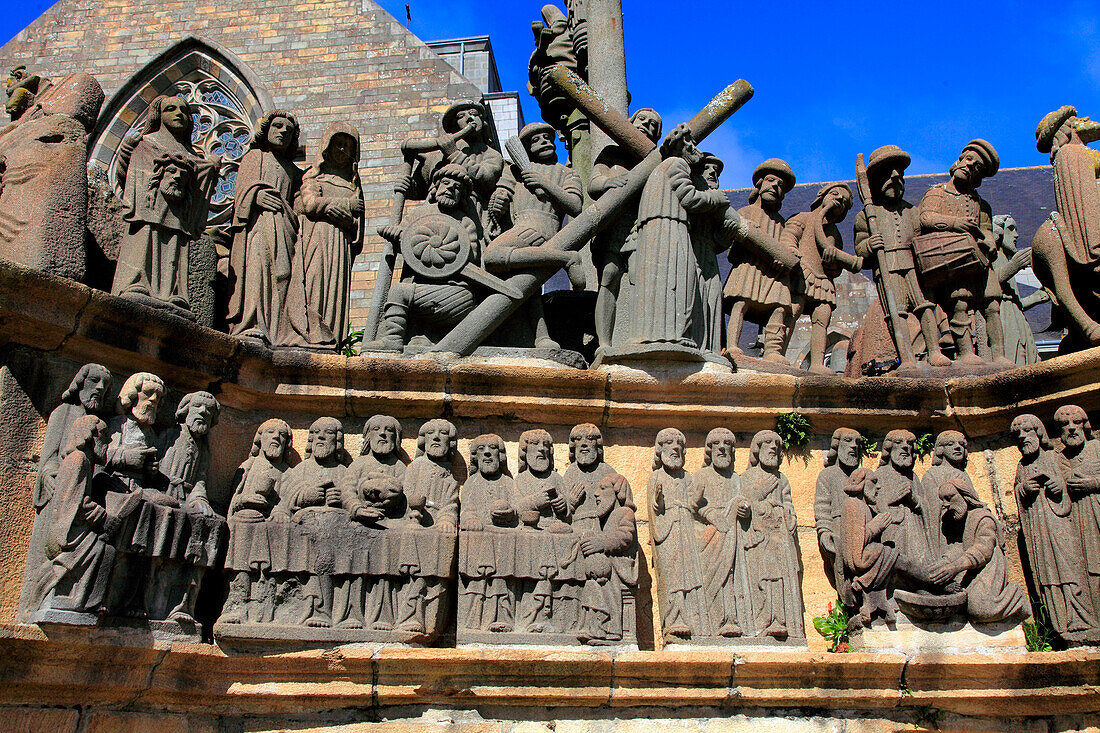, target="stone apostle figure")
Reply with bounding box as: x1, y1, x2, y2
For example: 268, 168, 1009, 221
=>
853, 145, 949, 368
1054, 405, 1100, 613
870, 429, 938, 586
917, 139, 1006, 366
102, 372, 166, 496
990, 214, 1045, 366
400, 100, 504, 235
485, 121, 582, 349
784, 183, 862, 373
396, 419, 459, 636
220, 418, 292, 625
563, 423, 620, 533
623, 124, 731, 353
271, 417, 350, 627
460, 434, 517, 632
295, 121, 364, 347
33, 415, 116, 617
693, 428, 748, 638
920, 430, 973, 558
1011, 413, 1098, 639
576, 472, 638, 644
1031, 106, 1100, 349
589, 108, 662, 348
814, 427, 861, 600
34, 364, 112, 512
227, 110, 306, 346
152, 391, 226, 624
737, 430, 803, 639
841, 467, 899, 628
724, 158, 799, 361
931, 477, 1028, 623
368, 164, 487, 350
111, 94, 219, 317
649, 427, 705, 639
